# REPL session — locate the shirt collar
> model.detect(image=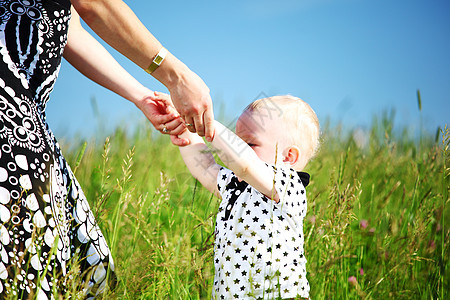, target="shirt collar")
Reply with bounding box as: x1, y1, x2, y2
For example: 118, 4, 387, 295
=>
297, 171, 310, 187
